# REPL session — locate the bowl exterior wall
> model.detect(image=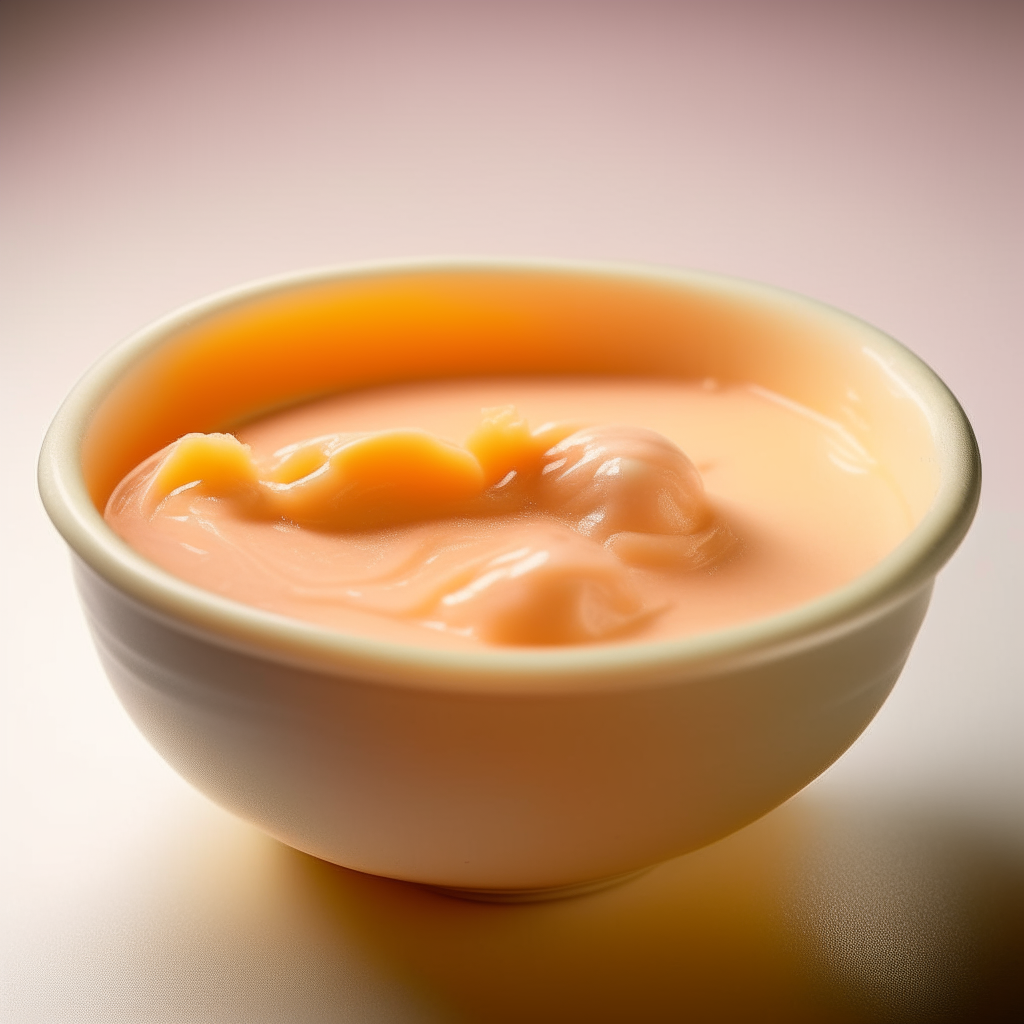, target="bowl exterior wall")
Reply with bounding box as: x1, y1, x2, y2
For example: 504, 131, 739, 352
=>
75, 558, 932, 890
